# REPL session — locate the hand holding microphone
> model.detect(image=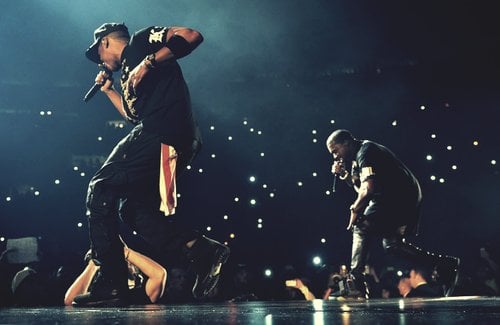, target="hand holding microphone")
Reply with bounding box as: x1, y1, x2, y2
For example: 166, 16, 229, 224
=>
83, 64, 113, 102
331, 158, 348, 194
